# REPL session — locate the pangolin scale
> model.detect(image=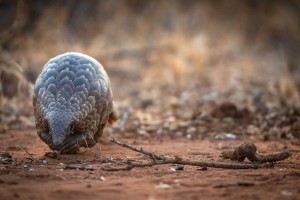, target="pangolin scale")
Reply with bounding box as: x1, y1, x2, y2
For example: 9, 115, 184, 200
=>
33, 52, 117, 153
